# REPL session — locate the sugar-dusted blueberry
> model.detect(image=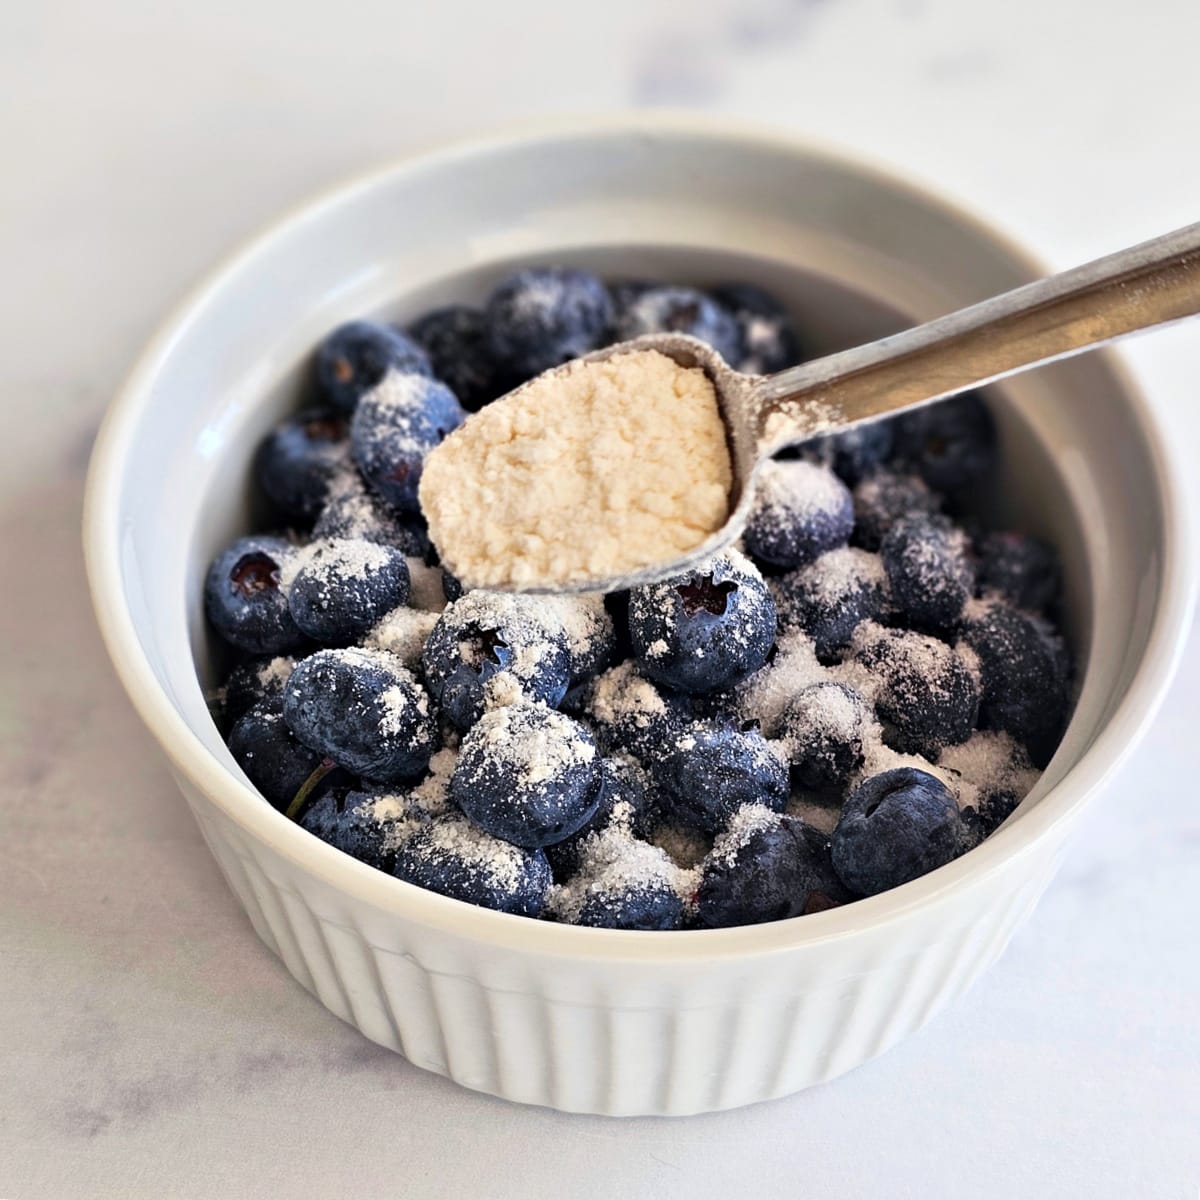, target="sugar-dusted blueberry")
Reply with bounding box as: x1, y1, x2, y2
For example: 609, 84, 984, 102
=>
285, 538, 410, 646
850, 623, 979, 758
584, 660, 692, 762
408, 304, 502, 412
695, 807, 833, 927
773, 546, 889, 659
440, 569, 464, 604
654, 722, 788, 835
538, 594, 617, 688
832, 767, 967, 896
893, 392, 997, 492
852, 468, 941, 551
550, 823, 684, 930
312, 468, 430, 557
976, 530, 1061, 613
961, 601, 1070, 767
545, 753, 655, 880
450, 701, 604, 848
298, 787, 410, 872
484, 266, 613, 379
629, 550, 776, 695
254, 407, 349, 522
710, 282, 802, 374
608, 278, 660, 327
744, 458, 854, 570
350, 372, 465, 513
805, 420, 896, 486
615, 285, 743, 364
881, 512, 974, 632
227, 698, 330, 812
205, 535, 305, 655
392, 815, 552, 917
220, 655, 297, 730
422, 591, 572, 731
282, 647, 437, 782
317, 320, 431, 413
780, 681, 869, 792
